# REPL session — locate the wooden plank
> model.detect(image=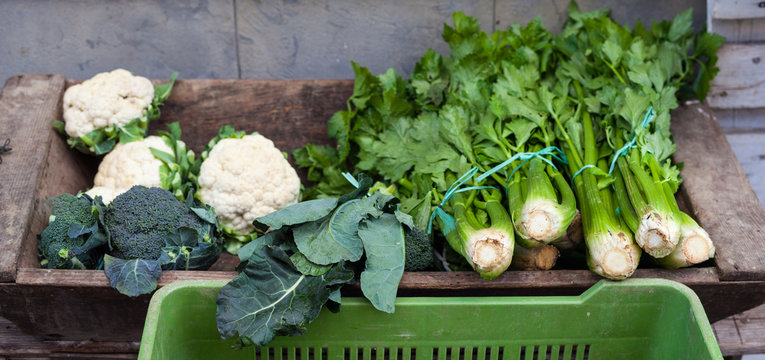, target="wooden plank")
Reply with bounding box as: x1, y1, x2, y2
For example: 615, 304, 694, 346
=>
707, 44, 765, 109
709, 17, 765, 42
235, 1, 494, 79
714, 319, 743, 345
737, 318, 765, 343
0, 316, 138, 358
0, 74, 65, 282
712, 0, 765, 19
672, 103, 765, 280
715, 108, 765, 130
726, 132, 765, 206
736, 303, 765, 319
